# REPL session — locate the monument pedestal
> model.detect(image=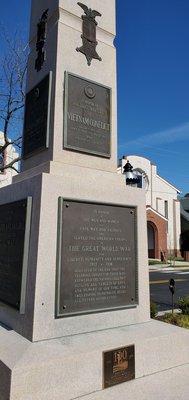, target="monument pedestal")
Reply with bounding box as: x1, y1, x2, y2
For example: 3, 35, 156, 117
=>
1, 320, 189, 400
0, 168, 149, 342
